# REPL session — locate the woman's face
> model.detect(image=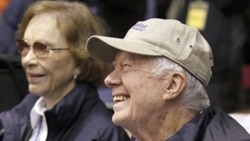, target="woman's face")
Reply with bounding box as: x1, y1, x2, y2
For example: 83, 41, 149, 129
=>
21, 13, 80, 99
